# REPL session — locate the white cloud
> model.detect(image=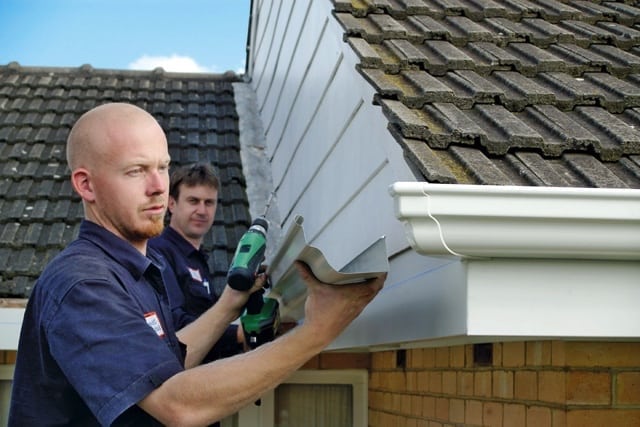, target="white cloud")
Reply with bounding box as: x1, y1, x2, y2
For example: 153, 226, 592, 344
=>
128, 54, 215, 73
